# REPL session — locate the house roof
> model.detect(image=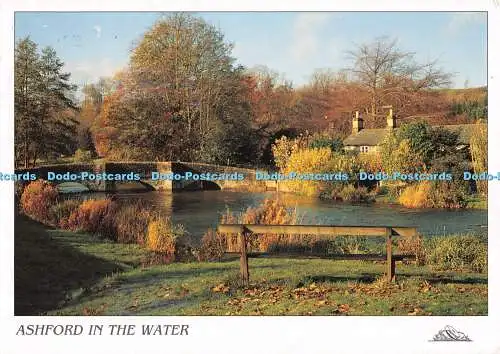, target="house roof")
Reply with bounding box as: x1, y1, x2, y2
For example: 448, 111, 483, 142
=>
343, 128, 390, 146
343, 123, 486, 147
